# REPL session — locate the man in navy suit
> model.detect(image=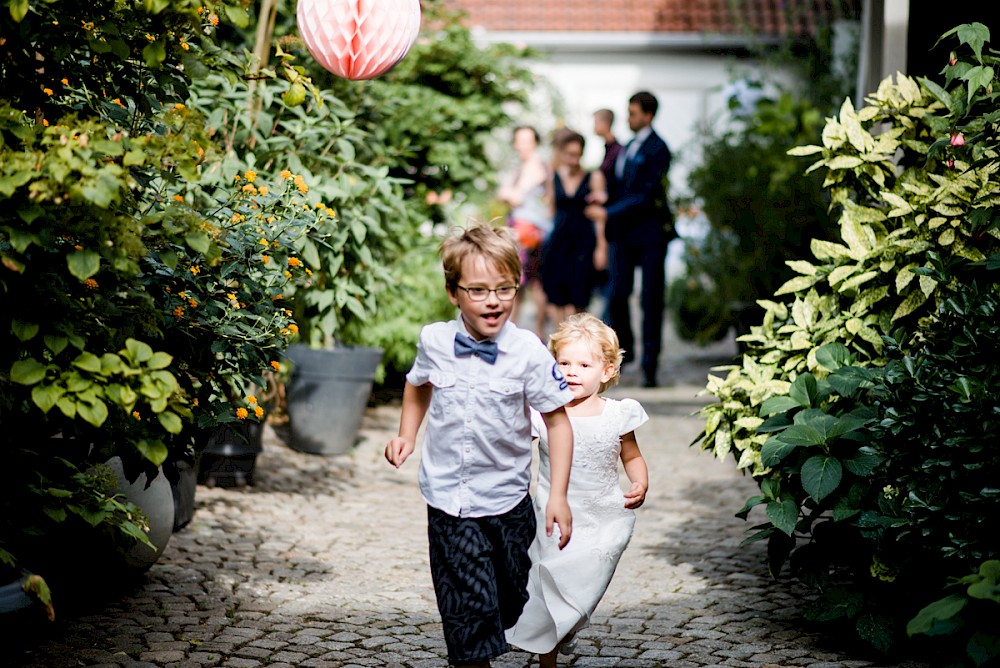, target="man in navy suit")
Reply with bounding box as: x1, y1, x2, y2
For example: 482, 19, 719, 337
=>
585, 91, 674, 387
